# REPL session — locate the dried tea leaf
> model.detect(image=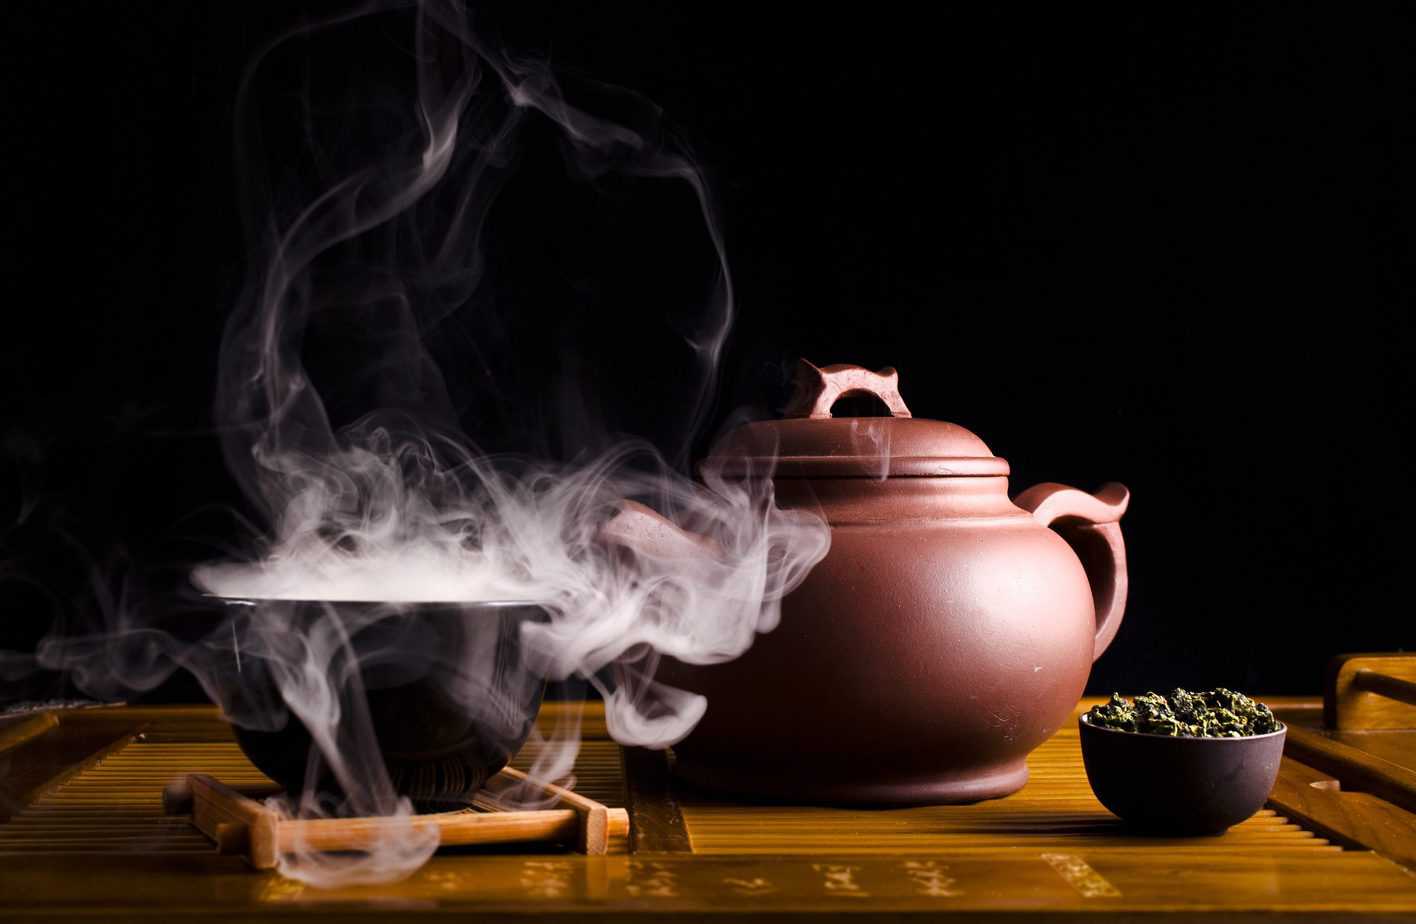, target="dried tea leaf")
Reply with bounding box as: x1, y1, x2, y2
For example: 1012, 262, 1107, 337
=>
1133, 692, 1181, 736
1085, 689, 1280, 737
1087, 693, 1136, 732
